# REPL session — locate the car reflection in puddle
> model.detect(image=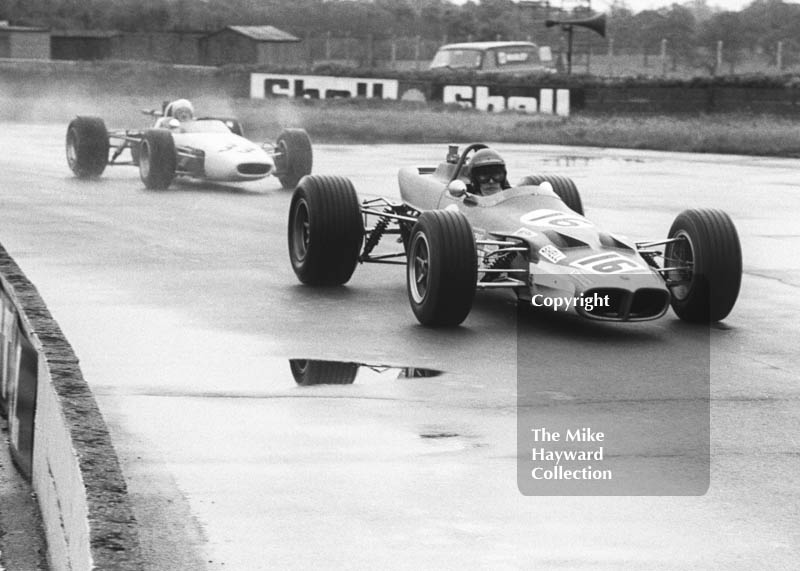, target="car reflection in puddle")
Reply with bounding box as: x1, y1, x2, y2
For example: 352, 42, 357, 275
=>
289, 359, 442, 386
